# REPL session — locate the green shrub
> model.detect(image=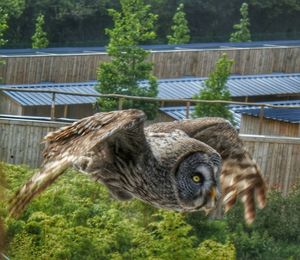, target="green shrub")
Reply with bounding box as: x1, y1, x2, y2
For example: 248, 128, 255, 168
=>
197, 240, 236, 260
4, 163, 235, 259
226, 187, 300, 259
